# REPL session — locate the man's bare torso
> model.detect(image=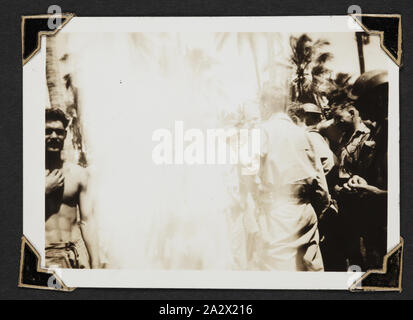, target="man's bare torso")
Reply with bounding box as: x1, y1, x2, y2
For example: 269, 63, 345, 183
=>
45, 163, 85, 245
